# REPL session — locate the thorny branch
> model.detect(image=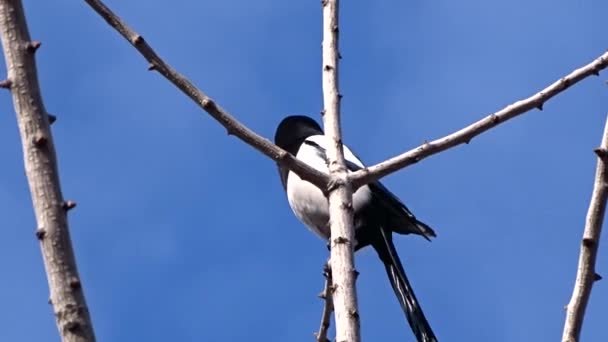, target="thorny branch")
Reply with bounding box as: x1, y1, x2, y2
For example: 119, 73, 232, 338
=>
82, 0, 329, 190
562, 114, 608, 342
349, 51, 608, 189
0, 0, 95, 341
315, 263, 334, 342
319, 0, 361, 341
